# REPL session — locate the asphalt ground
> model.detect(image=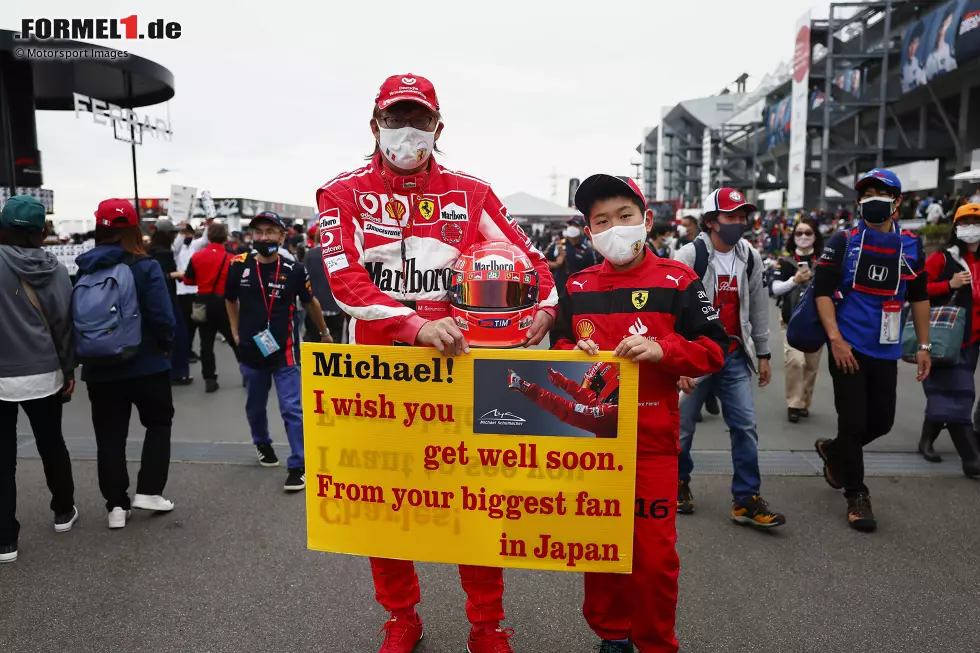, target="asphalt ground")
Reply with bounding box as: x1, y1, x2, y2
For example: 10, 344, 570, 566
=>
4, 303, 980, 652
2, 462, 979, 653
